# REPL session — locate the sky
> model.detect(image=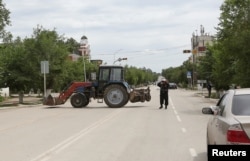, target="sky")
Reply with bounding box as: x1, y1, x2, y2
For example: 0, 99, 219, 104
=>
4, 0, 223, 73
